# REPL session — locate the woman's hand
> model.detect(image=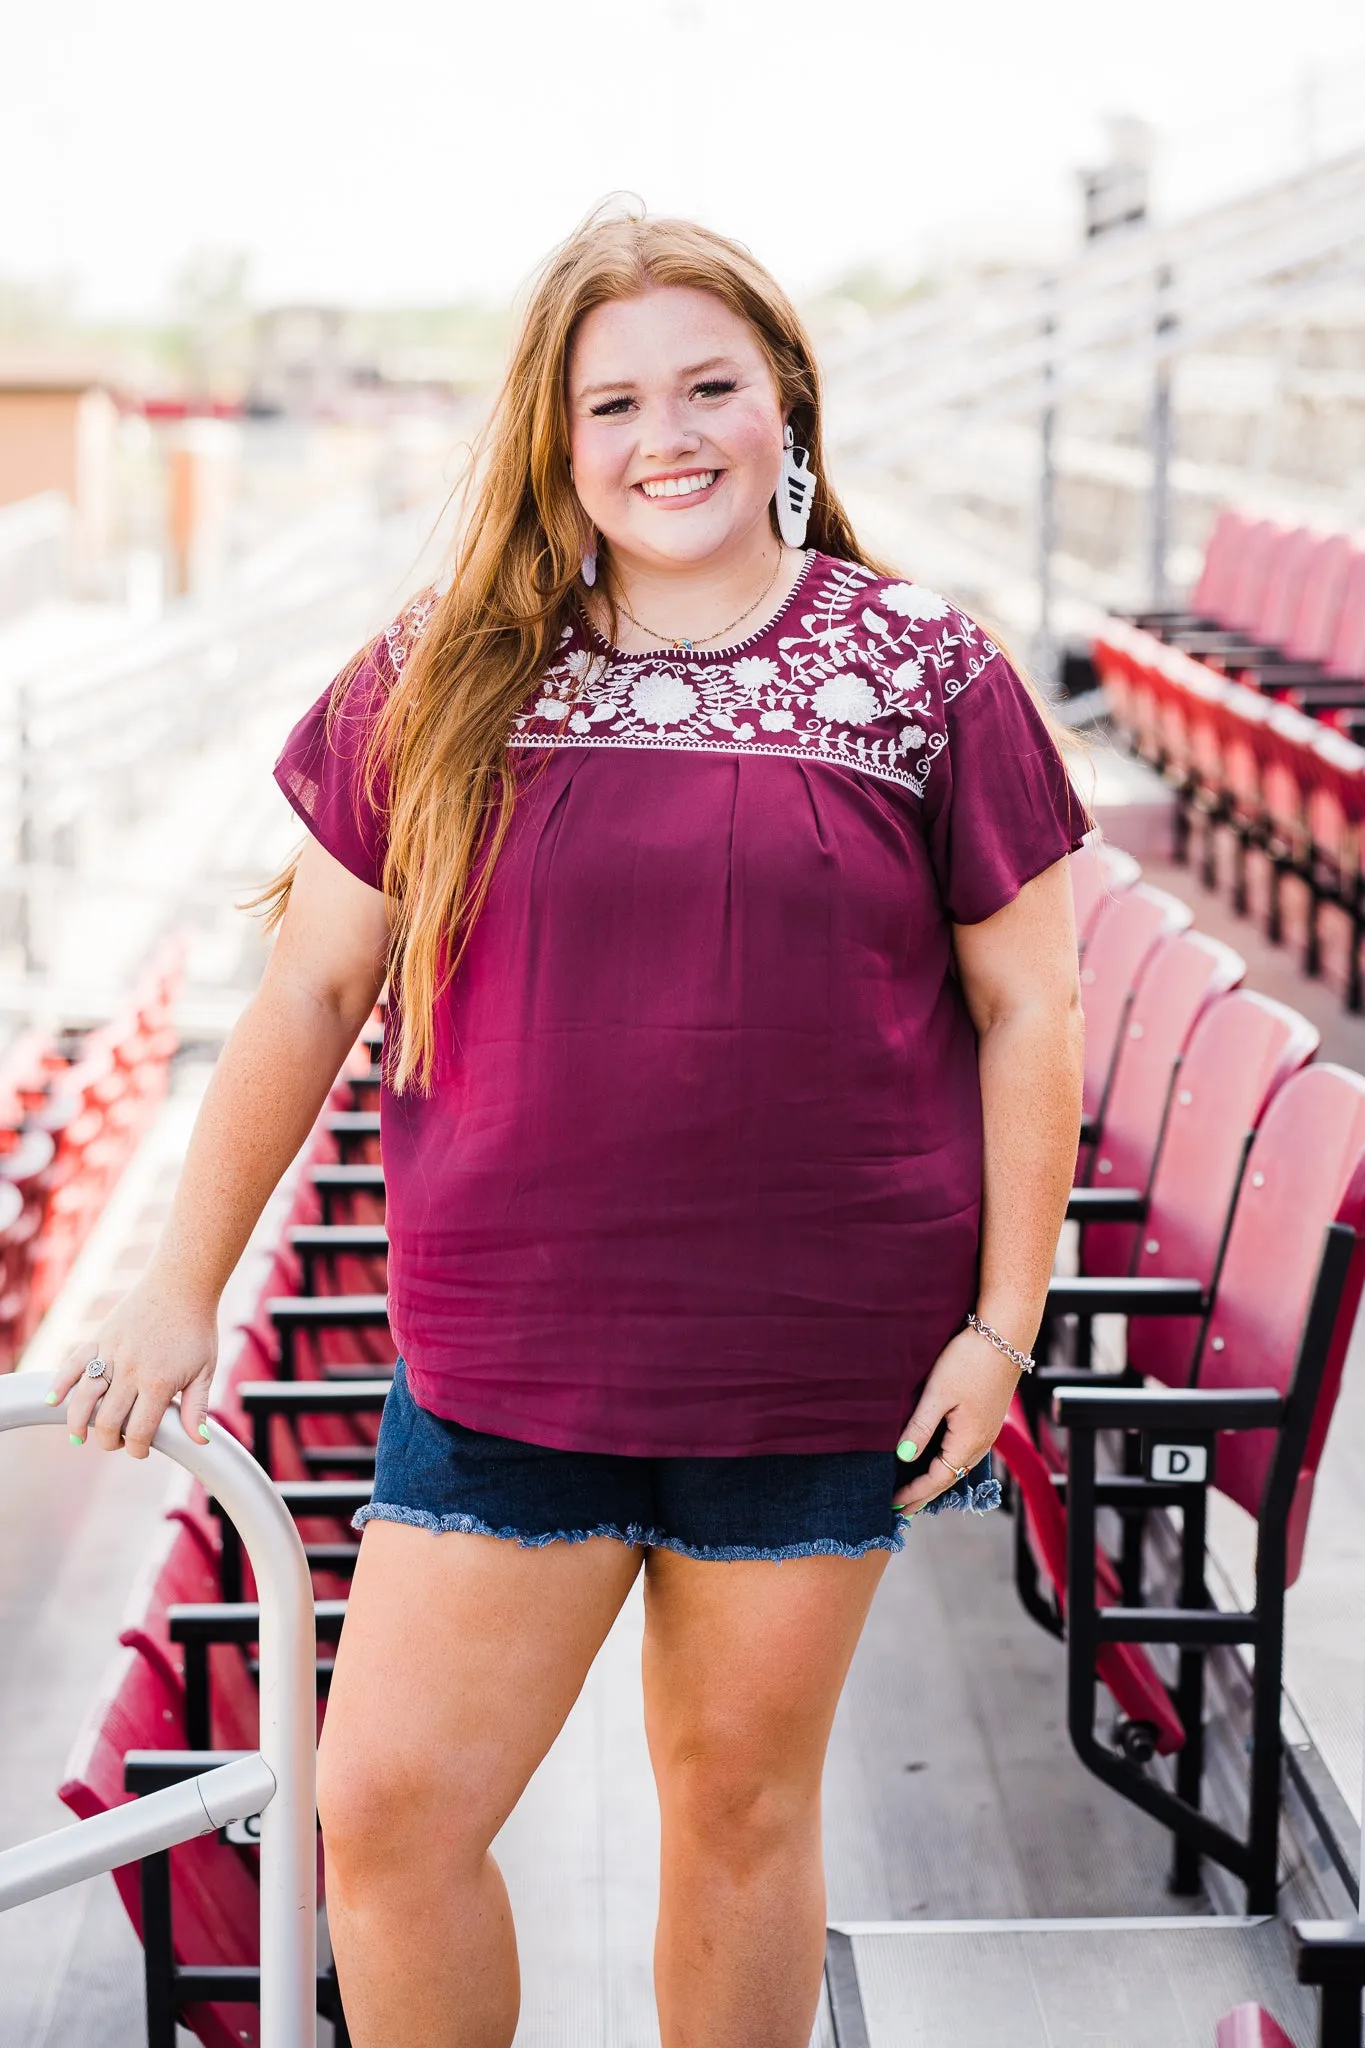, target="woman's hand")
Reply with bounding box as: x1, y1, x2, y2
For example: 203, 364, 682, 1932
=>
892, 1323, 1022, 1515
48, 1275, 219, 1458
